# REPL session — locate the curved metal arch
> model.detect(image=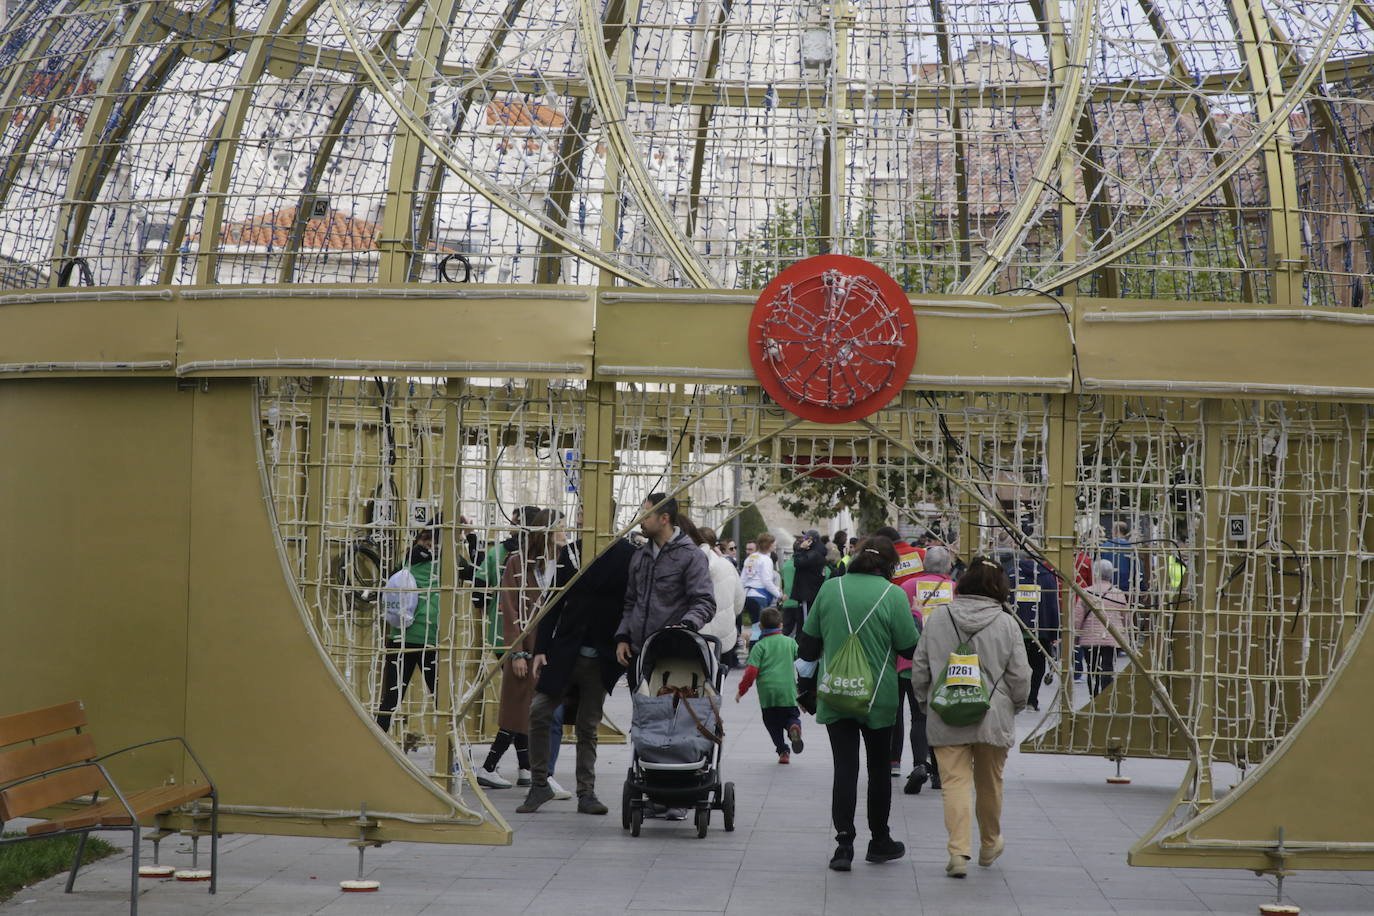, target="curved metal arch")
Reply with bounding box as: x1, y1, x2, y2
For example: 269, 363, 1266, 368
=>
1261, 9, 1374, 308
0, 9, 125, 220
1022, 0, 1358, 297
377, 0, 463, 285
194, 0, 312, 284
411, 0, 534, 283
1135, 0, 1257, 302
324, 0, 658, 287
50, 5, 186, 281
282, 0, 431, 284
954, 0, 1096, 294
573, 0, 718, 287
157, 0, 343, 286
